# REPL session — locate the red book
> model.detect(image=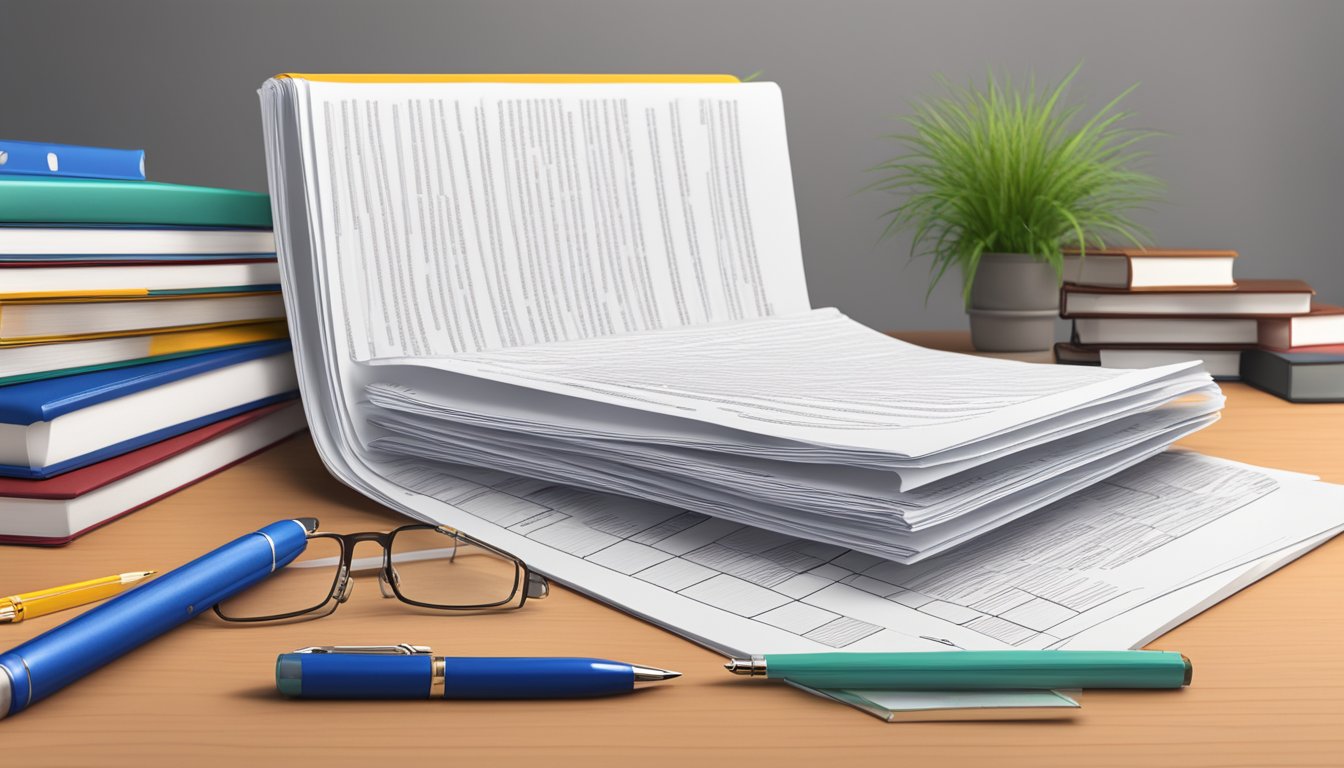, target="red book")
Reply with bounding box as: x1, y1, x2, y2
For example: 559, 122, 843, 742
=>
1258, 343, 1344, 355
0, 401, 306, 546
1258, 304, 1344, 350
